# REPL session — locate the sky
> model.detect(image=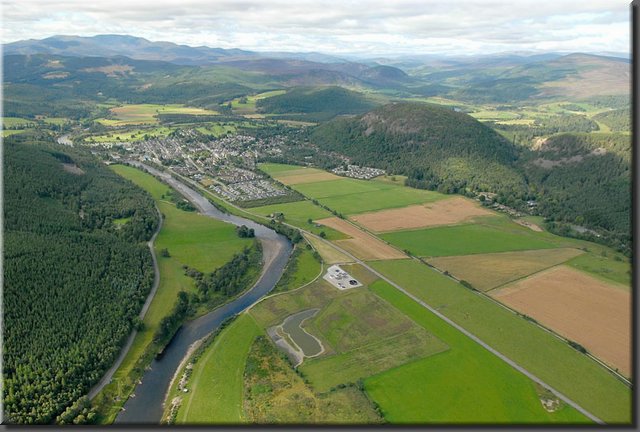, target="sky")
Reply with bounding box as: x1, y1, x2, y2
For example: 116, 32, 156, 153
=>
1, 0, 631, 56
